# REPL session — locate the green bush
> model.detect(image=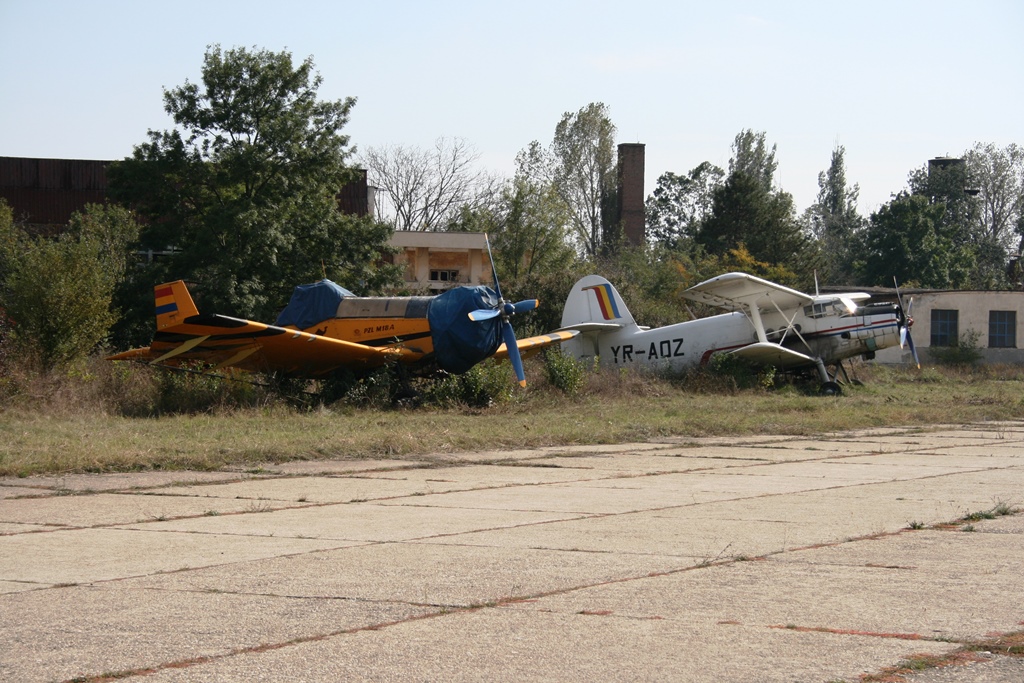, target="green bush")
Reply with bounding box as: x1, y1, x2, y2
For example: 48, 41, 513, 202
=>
543, 348, 587, 396
421, 361, 514, 408
328, 366, 401, 409
706, 352, 776, 391
928, 330, 982, 366
154, 363, 267, 414
0, 203, 141, 370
